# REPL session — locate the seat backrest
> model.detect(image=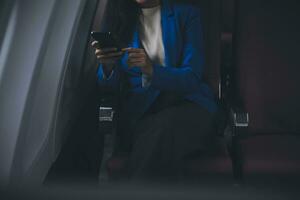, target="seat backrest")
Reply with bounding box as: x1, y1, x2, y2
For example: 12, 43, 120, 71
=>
233, 0, 300, 134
